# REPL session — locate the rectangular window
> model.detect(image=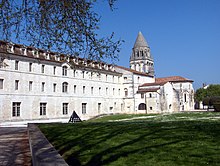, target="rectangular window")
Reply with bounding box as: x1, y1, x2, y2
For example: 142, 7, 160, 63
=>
91, 87, 93, 95
106, 87, 108, 95
40, 103, 47, 115
62, 66, 67, 76
113, 88, 115, 95
73, 70, 76, 77
82, 103, 87, 114
83, 86, 85, 94
141, 93, 144, 99
99, 87, 101, 95
41, 65, 45, 73
53, 66, 56, 75
63, 103, 68, 115
15, 60, 19, 70
42, 82, 45, 92
62, 82, 68, 93
15, 80, 19, 90
118, 89, 120, 96
29, 81, 33, 91
12, 102, 21, 117
74, 85, 76, 93
82, 71, 85, 78
29, 63, 32, 72
98, 103, 101, 113
53, 83, 56, 92
0, 79, 3, 89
